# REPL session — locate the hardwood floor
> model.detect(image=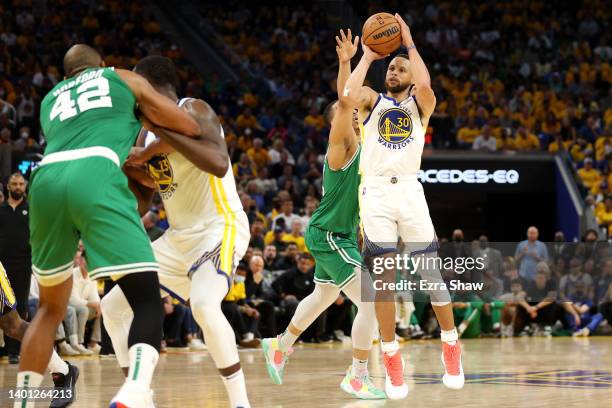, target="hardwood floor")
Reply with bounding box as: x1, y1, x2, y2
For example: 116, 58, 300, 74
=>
1, 337, 611, 407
